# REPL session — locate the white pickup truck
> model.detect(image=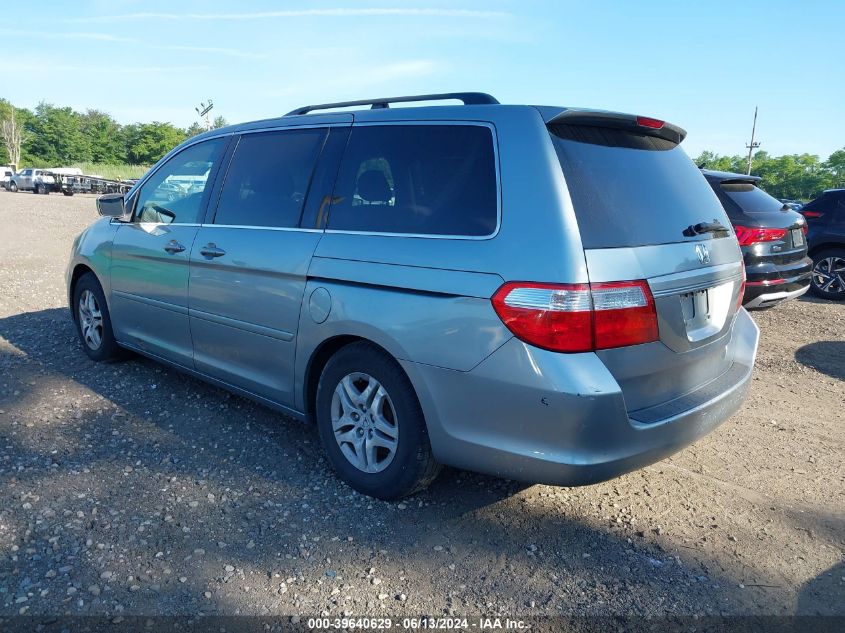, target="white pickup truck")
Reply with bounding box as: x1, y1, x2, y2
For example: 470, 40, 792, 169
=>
8, 168, 57, 193
1, 167, 13, 190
